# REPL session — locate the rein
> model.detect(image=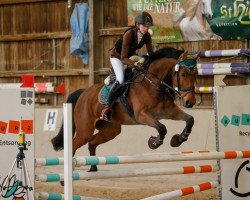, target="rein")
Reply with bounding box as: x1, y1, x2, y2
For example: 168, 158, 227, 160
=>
139, 63, 182, 99
139, 62, 196, 99
122, 58, 196, 100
